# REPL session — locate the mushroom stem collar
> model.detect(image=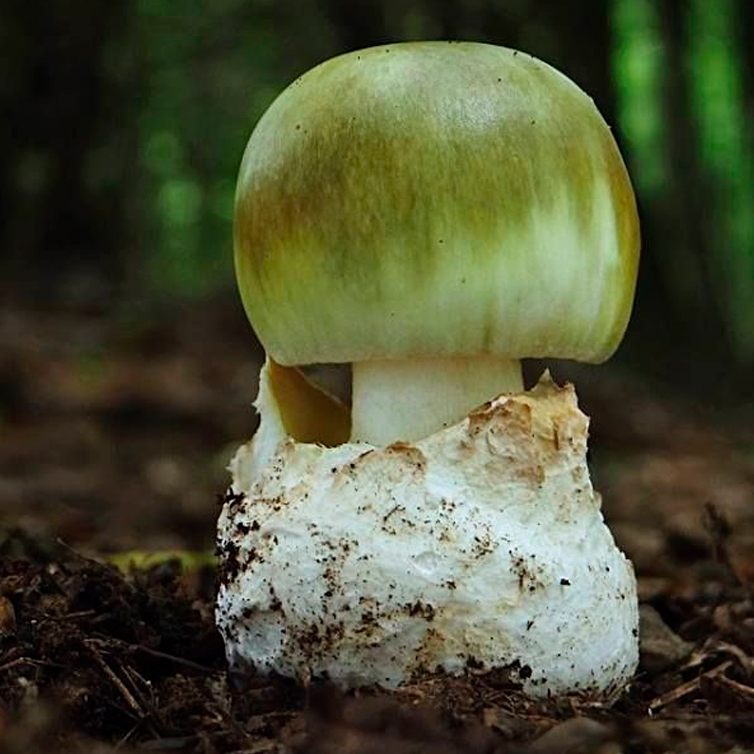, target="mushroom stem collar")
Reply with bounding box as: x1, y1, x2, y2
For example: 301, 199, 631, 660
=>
350, 355, 523, 445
